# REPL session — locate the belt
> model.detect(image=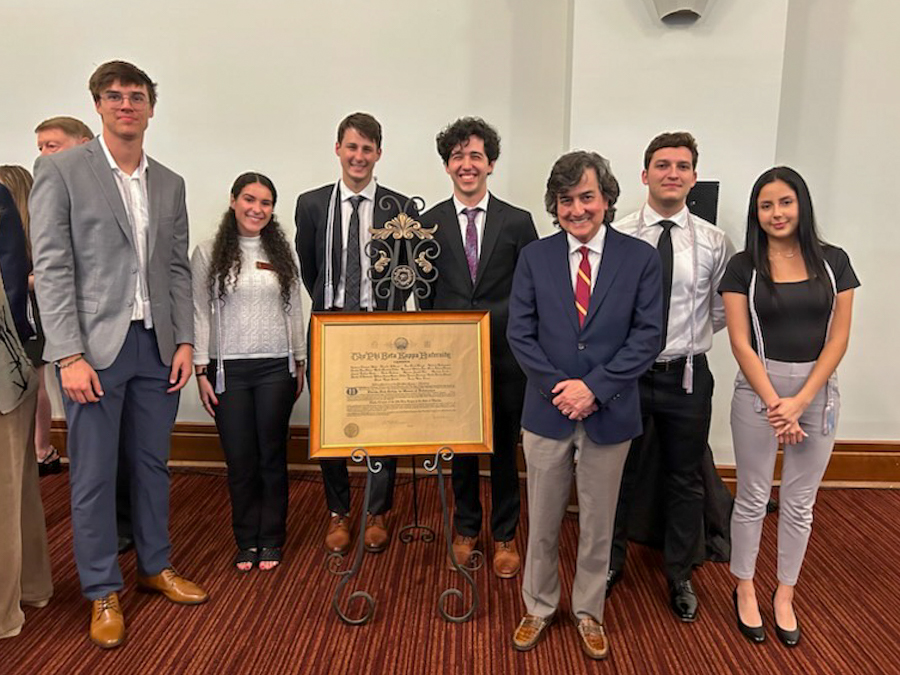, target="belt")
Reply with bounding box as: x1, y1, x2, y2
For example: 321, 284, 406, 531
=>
649, 353, 706, 373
